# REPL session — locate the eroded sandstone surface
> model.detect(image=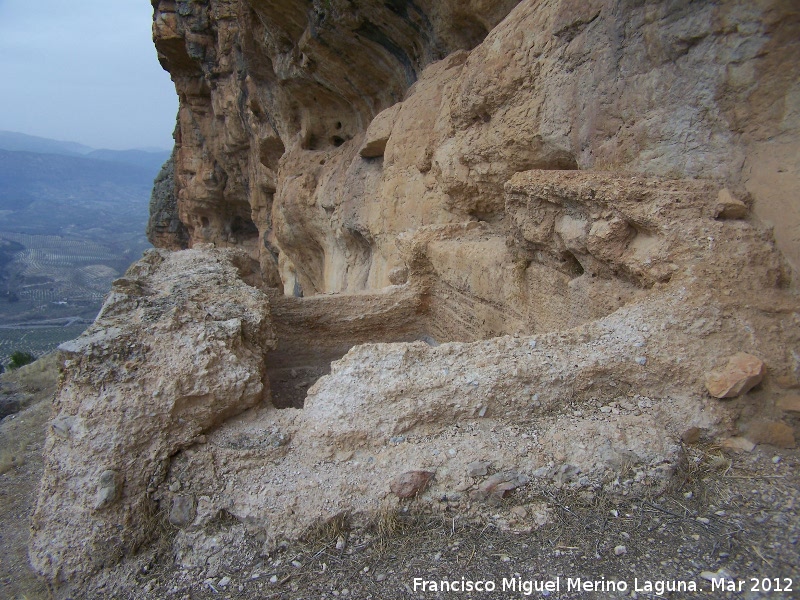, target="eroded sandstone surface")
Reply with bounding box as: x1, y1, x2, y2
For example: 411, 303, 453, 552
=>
31, 0, 800, 591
